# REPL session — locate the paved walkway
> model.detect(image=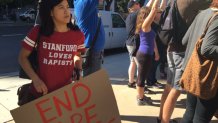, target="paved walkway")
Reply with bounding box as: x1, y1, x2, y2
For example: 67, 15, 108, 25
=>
0, 52, 217, 123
